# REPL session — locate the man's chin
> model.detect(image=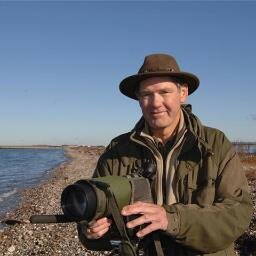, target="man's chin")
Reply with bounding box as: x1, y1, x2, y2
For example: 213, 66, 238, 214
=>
148, 121, 167, 130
